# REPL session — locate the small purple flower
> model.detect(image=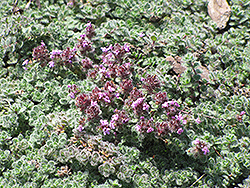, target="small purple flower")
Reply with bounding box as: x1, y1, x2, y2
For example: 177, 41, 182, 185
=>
77, 124, 83, 132
143, 103, 150, 111
175, 114, 184, 121
91, 101, 98, 106
67, 2, 73, 6
113, 50, 120, 56
85, 22, 92, 28
177, 128, 183, 134
103, 127, 111, 135
103, 96, 111, 103
195, 117, 201, 124
108, 86, 115, 92
101, 44, 113, 53
99, 66, 106, 73
50, 49, 62, 59
147, 127, 154, 133
131, 97, 144, 109
139, 32, 145, 37
69, 92, 75, 99
240, 111, 246, 116
162, 102, 169, 108
124, 43, 130, 52
193, 138, 200, 145
169, 100, 180, 107
135, 125, 141, 131
49, 61, 55, 68
112, 114, 119, 121
100, 119, 109, 127
140, 77, 145, 81
202, 146, 210, 155
22, 59, 29, 66
109, 122, 115, 129
115, 93, 120, 98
